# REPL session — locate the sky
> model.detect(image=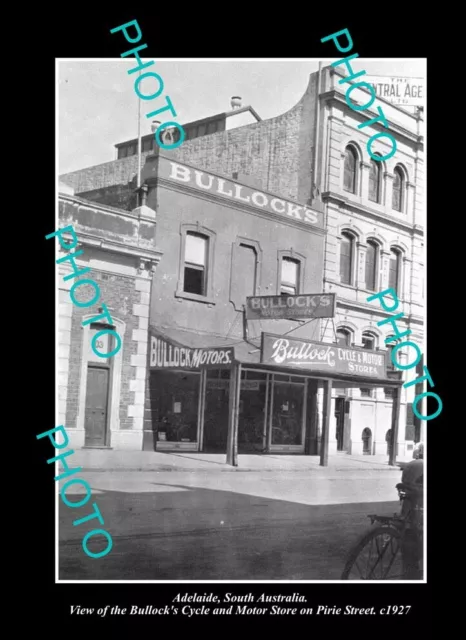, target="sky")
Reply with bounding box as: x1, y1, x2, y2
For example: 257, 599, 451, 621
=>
58, 59, 426, 175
